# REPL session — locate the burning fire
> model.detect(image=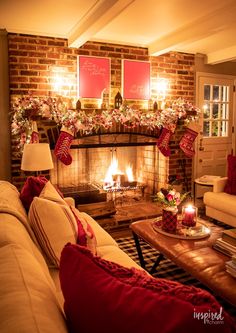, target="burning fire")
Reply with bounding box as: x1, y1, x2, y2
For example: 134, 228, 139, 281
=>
103, 157, 134, 189
126, 164, 134, 182
104, 157, 121, 185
